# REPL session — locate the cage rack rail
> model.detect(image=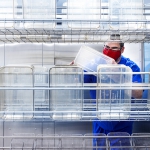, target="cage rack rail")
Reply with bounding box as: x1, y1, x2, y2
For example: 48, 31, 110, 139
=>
0, 134, 149, 149
0, 19, 150, 43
